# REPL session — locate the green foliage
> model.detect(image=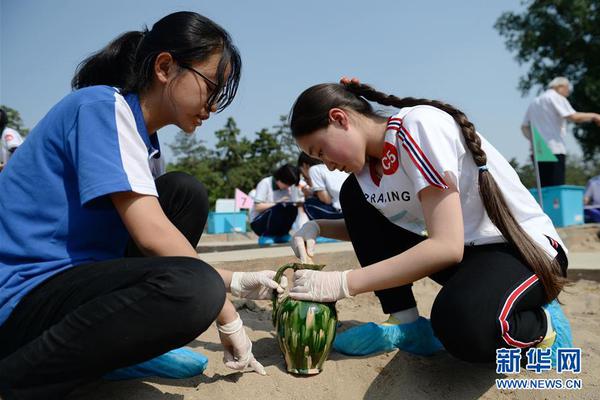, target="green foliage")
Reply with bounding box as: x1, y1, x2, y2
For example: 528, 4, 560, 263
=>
168, 116, 300, 207
0, 105, 29, 136
495, 0, 600, 159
